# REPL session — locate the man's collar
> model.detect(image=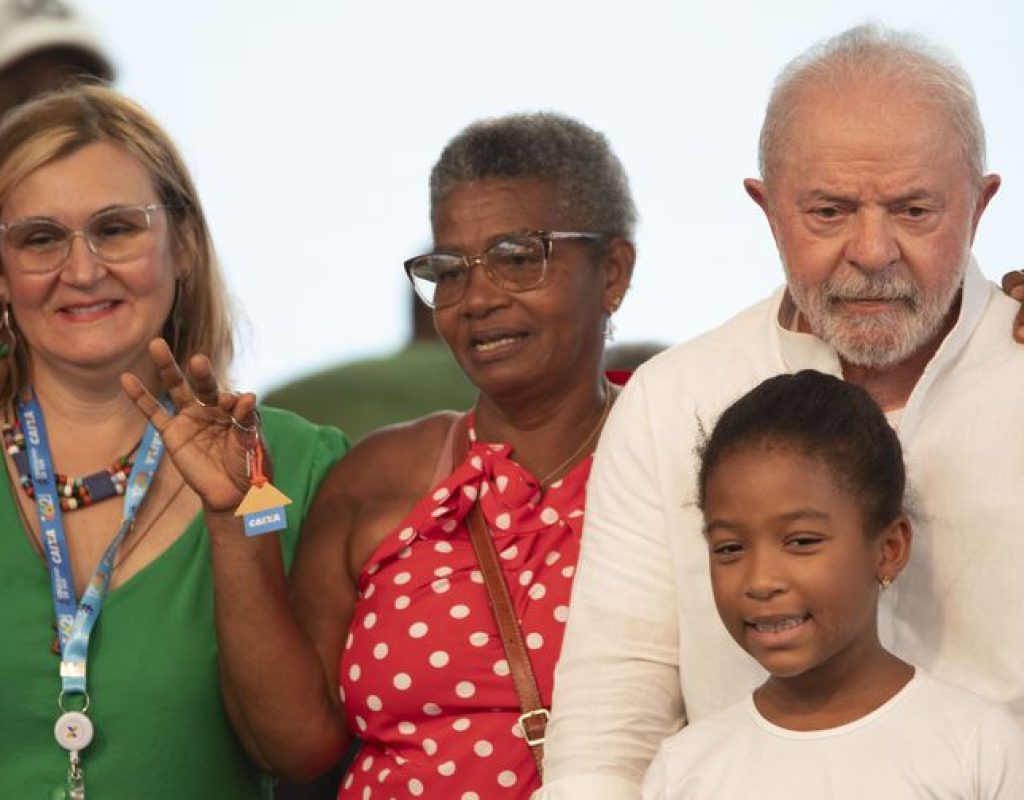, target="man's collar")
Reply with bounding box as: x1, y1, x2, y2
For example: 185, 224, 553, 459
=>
930, 256, 988, 369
